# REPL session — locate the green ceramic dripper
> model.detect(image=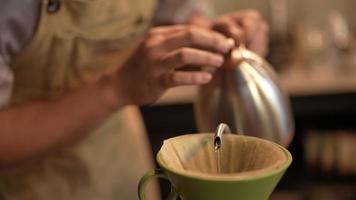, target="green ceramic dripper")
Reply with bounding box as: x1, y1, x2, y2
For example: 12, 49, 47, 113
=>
138, 131, 292, 200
